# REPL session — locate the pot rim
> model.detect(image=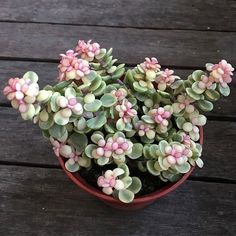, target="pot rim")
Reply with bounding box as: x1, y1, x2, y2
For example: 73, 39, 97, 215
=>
57, 127, 203, 204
